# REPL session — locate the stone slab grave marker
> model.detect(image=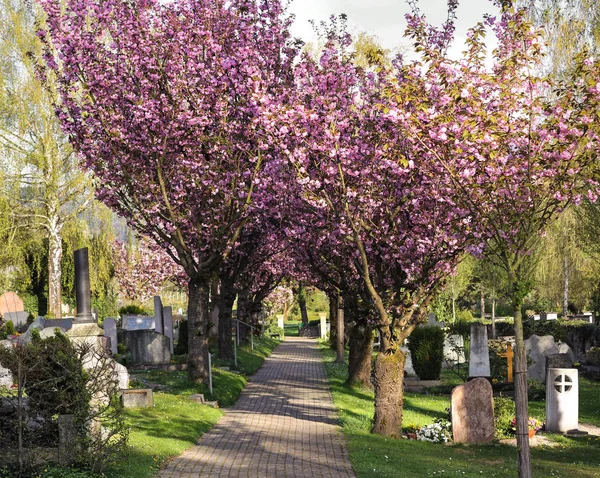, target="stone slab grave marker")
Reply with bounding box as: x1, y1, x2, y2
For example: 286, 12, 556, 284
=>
103, 318, 118, 355
546, 368, 579, 433
0, 291, 24, 316
122, 315, 155, 331
154, 296, 164, 334
319, 312, 327, 339
443, 334, 465, 366
163, 306, 174, 354
451, 377, 494, 443
469, 323, 490, 378
498, 343, 514, 382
